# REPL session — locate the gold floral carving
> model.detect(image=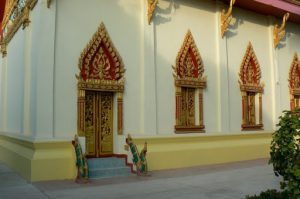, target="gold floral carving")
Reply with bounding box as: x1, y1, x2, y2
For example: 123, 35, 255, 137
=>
172, 30, 207, 88
0, 0, 38, 57
273, 13, 289, 49
239, 42, 264, 131
147, 0, 158, 25
220, 0, 236, 38
173, 30, 206, 133
77, 22, 125, 91
288, 53, 300, 110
